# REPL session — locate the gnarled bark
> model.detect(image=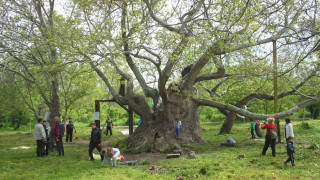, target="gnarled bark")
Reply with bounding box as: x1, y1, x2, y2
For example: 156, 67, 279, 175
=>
128, 88, 204, 152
